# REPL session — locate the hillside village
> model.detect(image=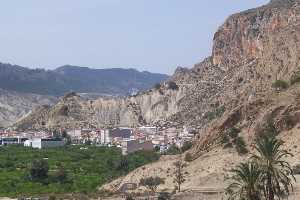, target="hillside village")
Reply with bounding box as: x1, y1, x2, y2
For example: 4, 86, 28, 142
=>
0, 0, 300, 199
0, 124, 194, 155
